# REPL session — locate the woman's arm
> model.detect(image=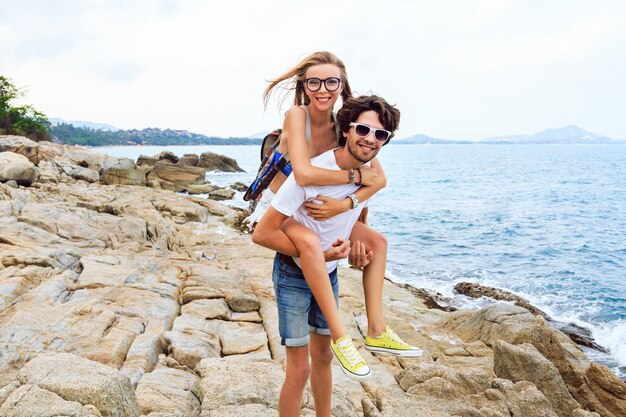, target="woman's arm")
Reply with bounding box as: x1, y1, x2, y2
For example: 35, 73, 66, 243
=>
284, 107, 378, 187
304, 157, 387, 220
252, 210, 350, 261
